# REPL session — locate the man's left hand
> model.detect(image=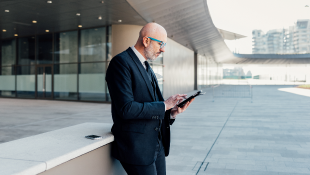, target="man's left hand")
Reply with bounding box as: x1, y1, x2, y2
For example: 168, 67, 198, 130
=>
170, 98, 194, 119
